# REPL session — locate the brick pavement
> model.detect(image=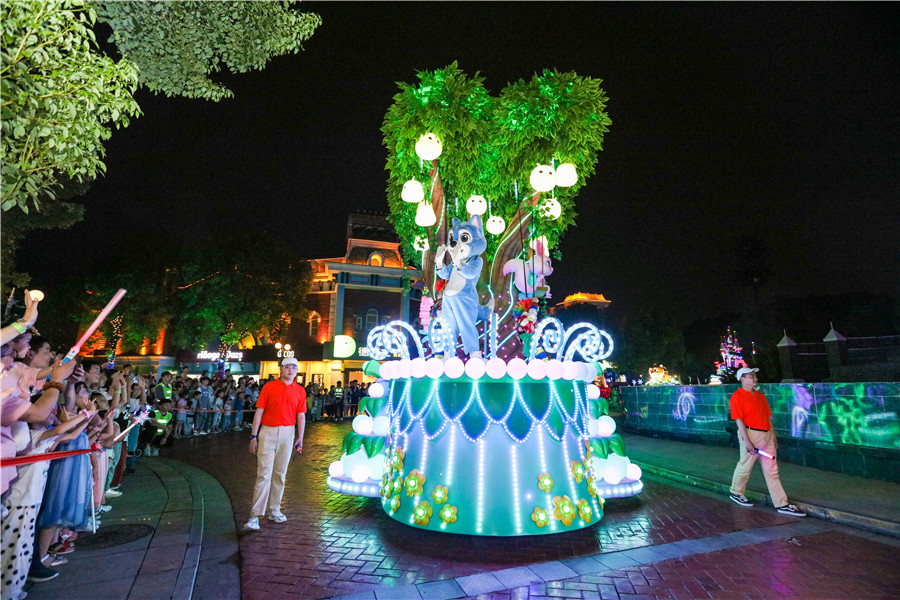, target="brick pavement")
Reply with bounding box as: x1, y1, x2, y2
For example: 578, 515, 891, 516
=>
162, 422, 861, 600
